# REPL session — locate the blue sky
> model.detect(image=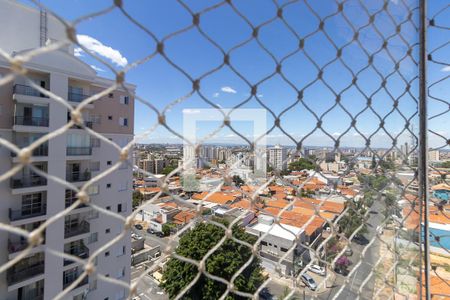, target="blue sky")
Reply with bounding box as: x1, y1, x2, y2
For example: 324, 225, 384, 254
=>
28, 0, 448, 148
